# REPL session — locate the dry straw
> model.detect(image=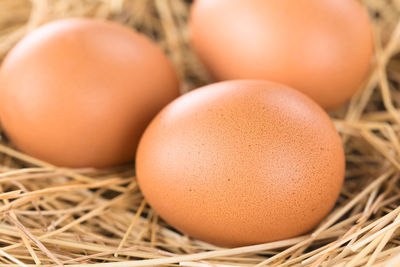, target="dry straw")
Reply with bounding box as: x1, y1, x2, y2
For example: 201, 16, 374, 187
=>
0, 0, 400, 266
